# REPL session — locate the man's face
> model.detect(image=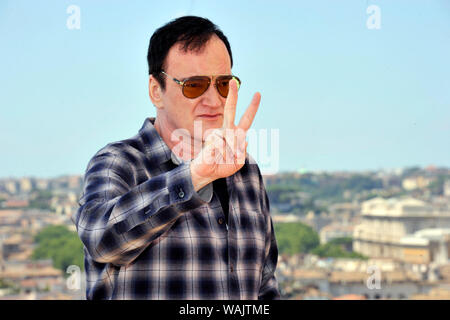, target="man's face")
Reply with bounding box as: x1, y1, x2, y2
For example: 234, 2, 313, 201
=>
158, 35, 232, 141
